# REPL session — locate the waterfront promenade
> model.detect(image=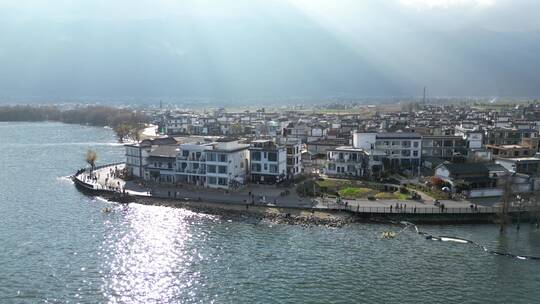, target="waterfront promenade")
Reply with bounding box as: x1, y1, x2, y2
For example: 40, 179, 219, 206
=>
73, 163, 540, 219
